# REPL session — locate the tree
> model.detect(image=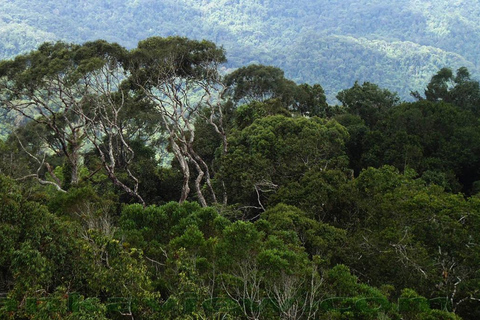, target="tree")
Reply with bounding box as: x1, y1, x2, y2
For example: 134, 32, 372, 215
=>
423, 67, 455, 103
3, 119, 68, 192
216, 220, 325, 320
0, 40, 148, 204
362, 100, 480, 193
293, 83, 330, 117
127, 36, 227, 207
0, 42, 90, 189
337, 81, 400, 127
414, 67, 480, 114
0, 174, 159, 319
269, 169, 352, 225
259, 203, 346, 263
450, 67, 480, 114
334, 113, 369, 175
0, 175, 88, 306
223, 64, 330, 117
218, 115, 349, 215
340, 166, 480, 318
233, 99, 291, 130
223, 64, 297, 106
77, 40, 149, 205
